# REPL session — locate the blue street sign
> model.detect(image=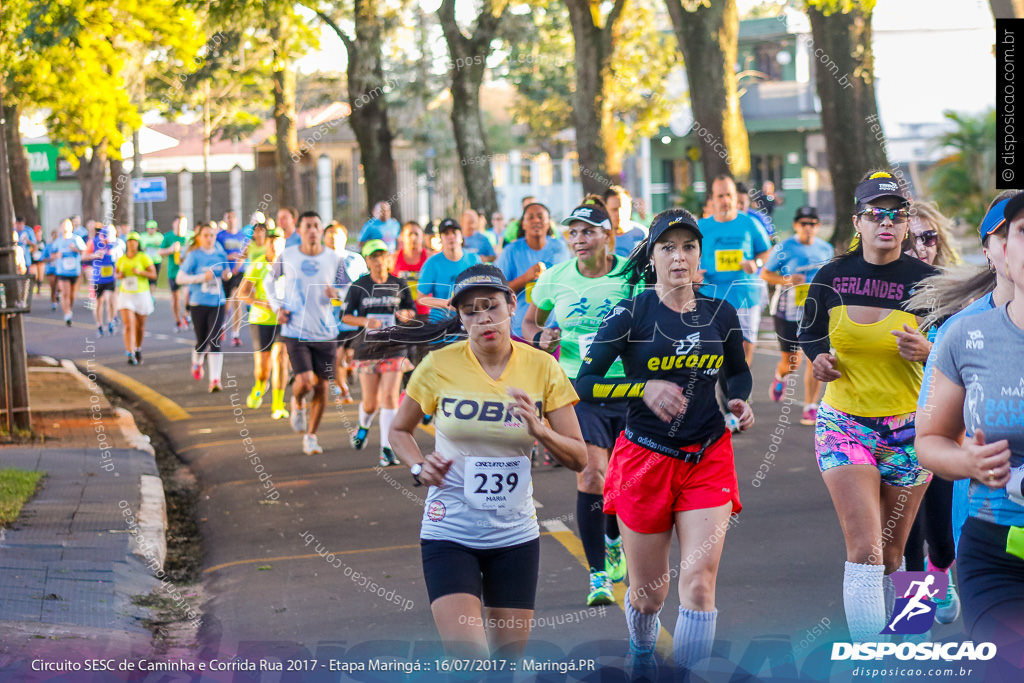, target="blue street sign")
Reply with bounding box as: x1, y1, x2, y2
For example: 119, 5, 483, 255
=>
132, 177, 168, 203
